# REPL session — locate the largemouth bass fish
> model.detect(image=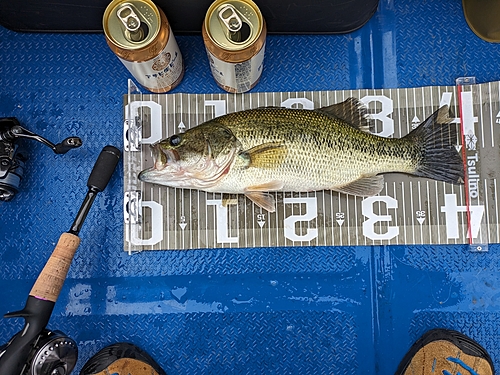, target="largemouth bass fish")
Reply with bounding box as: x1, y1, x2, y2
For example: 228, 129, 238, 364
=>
139, 98, 464, 212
